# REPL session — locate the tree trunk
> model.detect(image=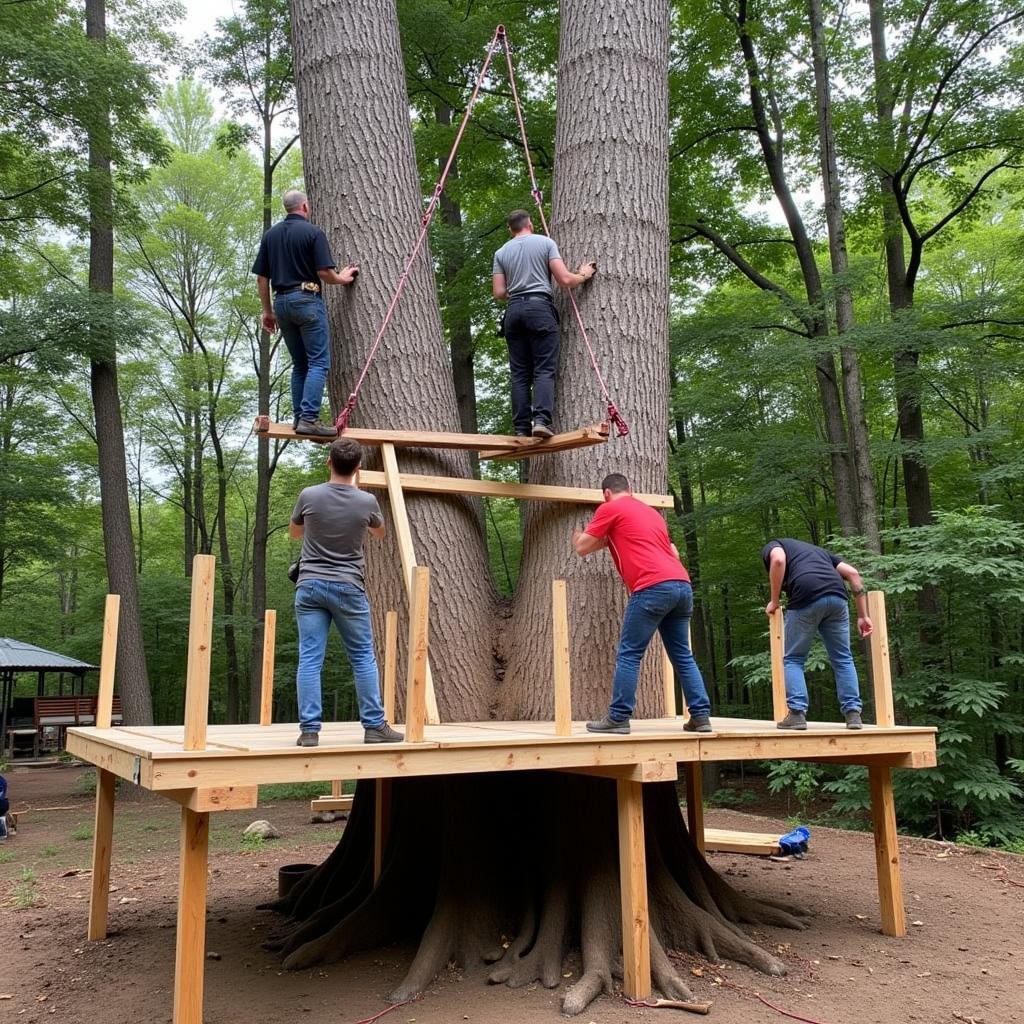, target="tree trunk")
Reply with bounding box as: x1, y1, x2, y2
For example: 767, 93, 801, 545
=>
85, 0, 153, 726
808, 0, 879, 551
